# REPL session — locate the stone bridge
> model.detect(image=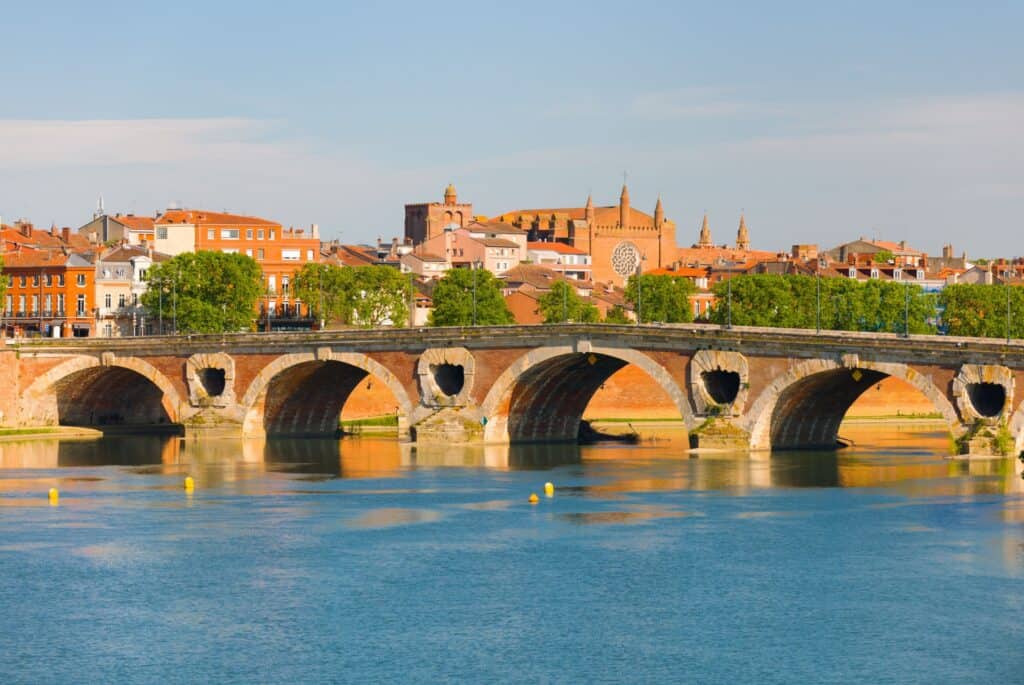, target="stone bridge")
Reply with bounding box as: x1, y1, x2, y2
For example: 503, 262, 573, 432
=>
4, 324, 1024, 455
